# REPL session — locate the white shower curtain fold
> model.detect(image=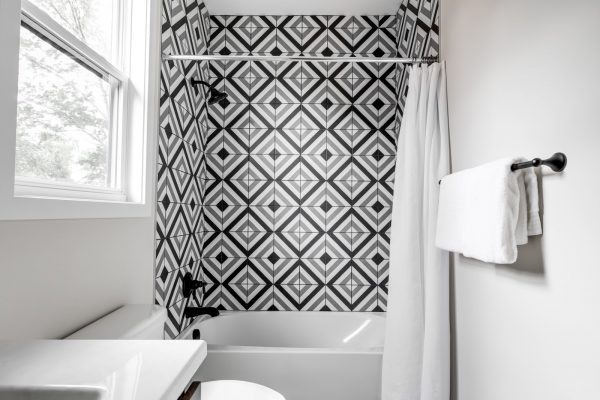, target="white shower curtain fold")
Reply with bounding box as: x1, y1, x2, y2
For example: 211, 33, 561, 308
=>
381, 62, 450, 400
